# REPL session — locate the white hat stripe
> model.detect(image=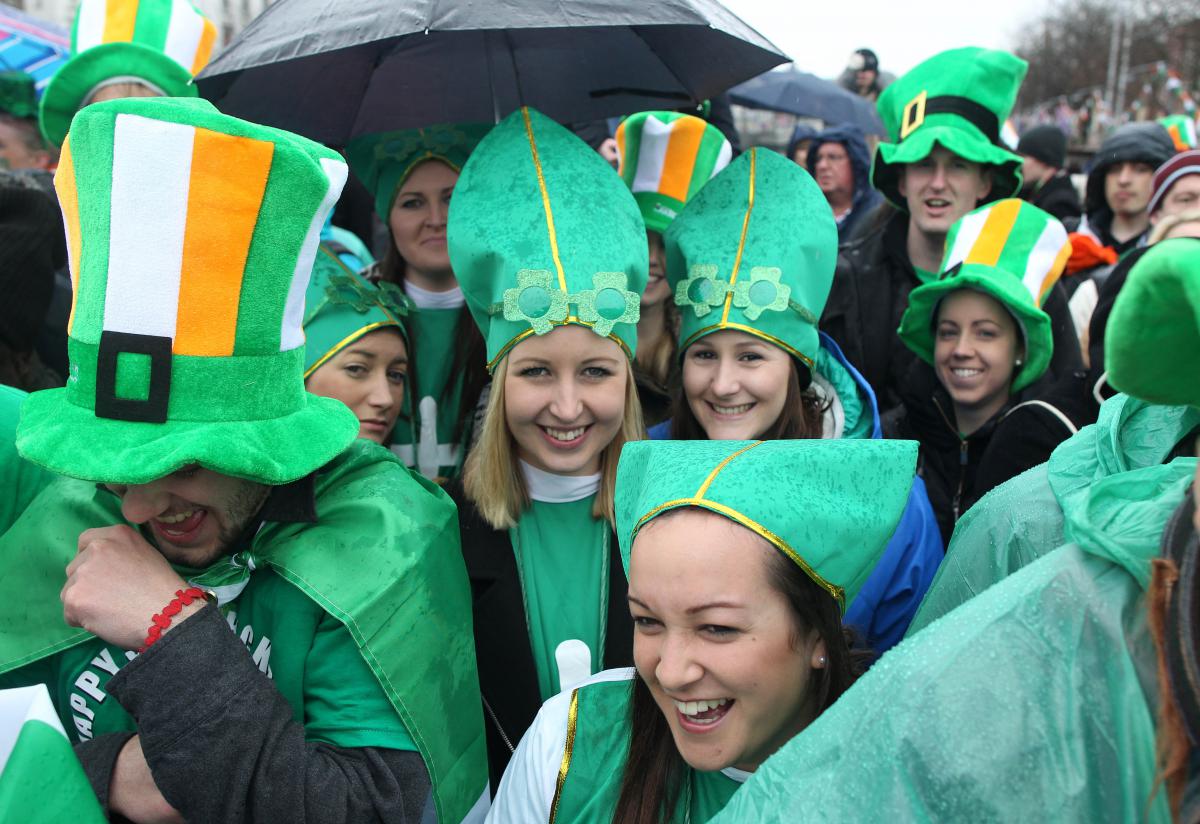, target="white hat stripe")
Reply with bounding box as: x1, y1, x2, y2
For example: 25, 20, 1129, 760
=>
163, 0, 205, 70
630, 116, 672, 196
280, 157, 349, 352
942, 207, 990, 272
1022, 221, 1067, 302
102, 114, 194, 341
712, 140, 733, 180
74, 0, 108, 54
